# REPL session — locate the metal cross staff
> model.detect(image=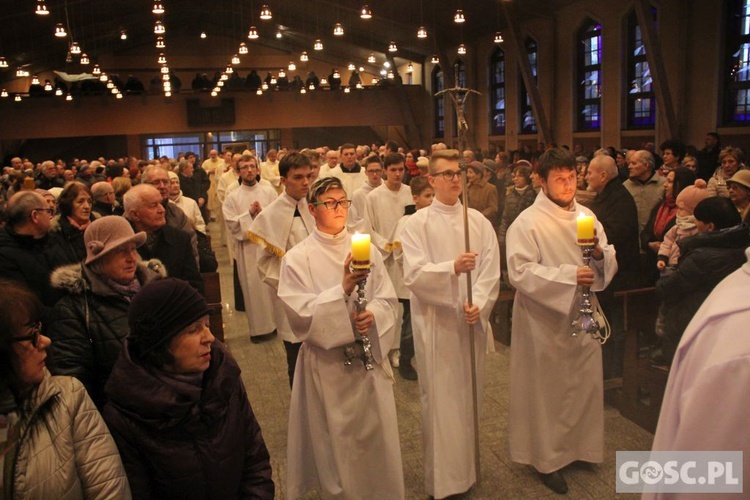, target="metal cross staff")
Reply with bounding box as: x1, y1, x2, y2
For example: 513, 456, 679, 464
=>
435, 86, 482, 481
